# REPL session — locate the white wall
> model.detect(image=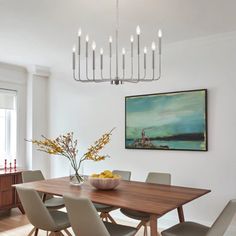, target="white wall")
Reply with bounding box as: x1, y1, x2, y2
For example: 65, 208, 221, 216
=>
48, 32, 236, 232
